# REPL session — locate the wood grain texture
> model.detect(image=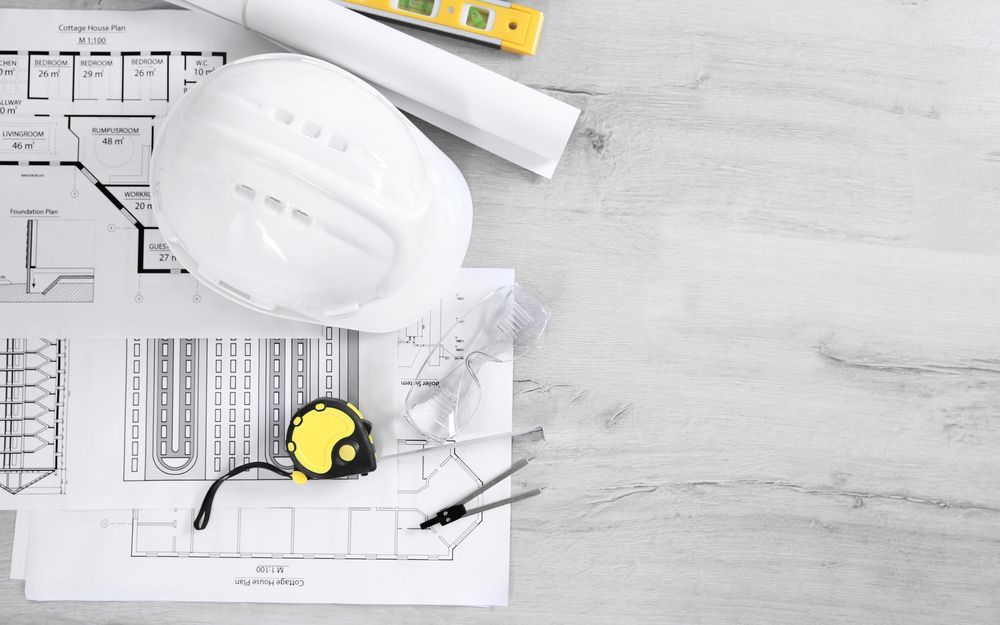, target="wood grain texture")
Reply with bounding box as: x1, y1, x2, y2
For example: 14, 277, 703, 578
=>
3, 0, 1000, 622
